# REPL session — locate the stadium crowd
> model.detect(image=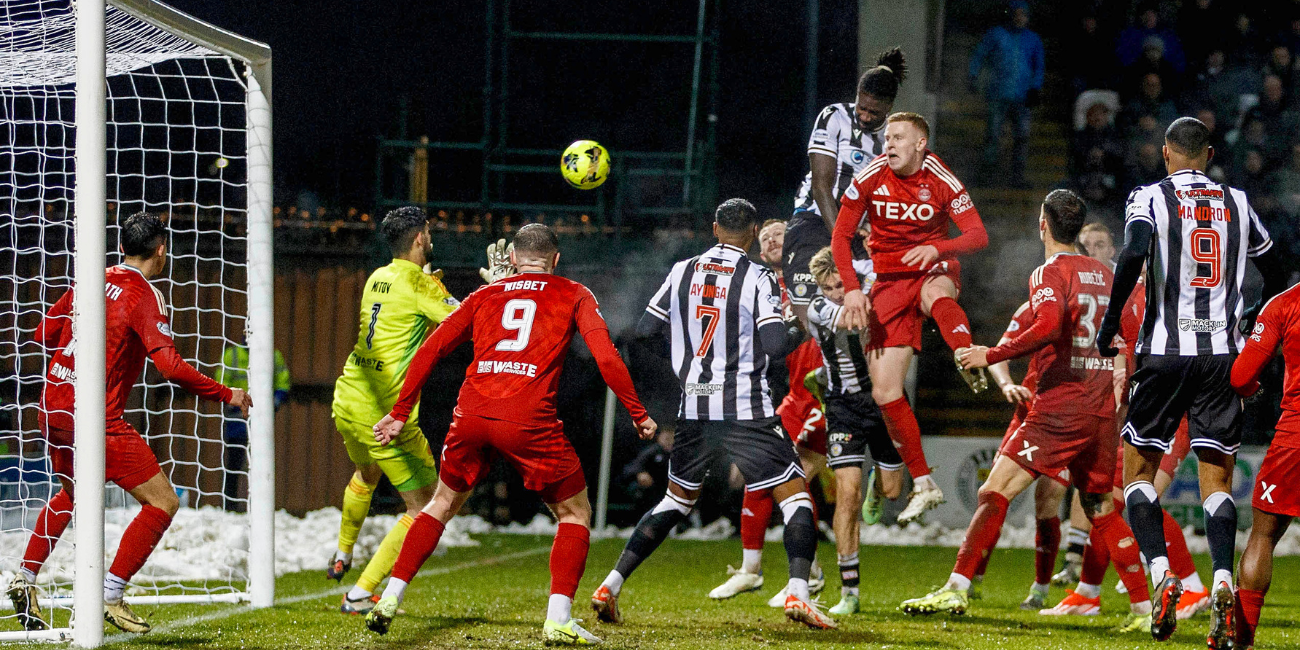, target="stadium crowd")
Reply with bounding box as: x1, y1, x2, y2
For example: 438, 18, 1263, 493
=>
1062, 0, 1300, 255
